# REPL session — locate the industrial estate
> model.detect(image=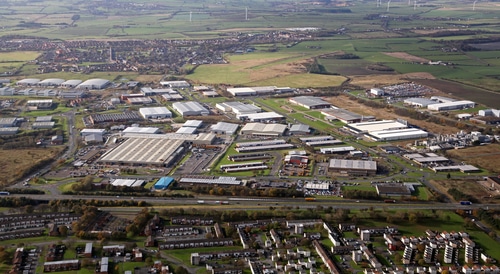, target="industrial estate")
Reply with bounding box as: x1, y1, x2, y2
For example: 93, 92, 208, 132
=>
0, 0, 500, 273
